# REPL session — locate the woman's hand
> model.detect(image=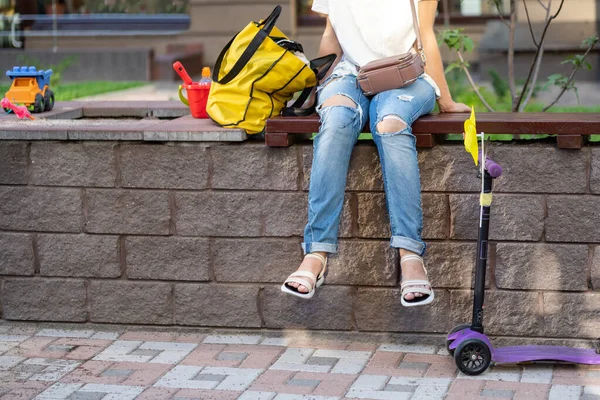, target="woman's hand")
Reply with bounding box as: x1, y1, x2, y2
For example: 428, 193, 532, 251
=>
439, 101, 471, 113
